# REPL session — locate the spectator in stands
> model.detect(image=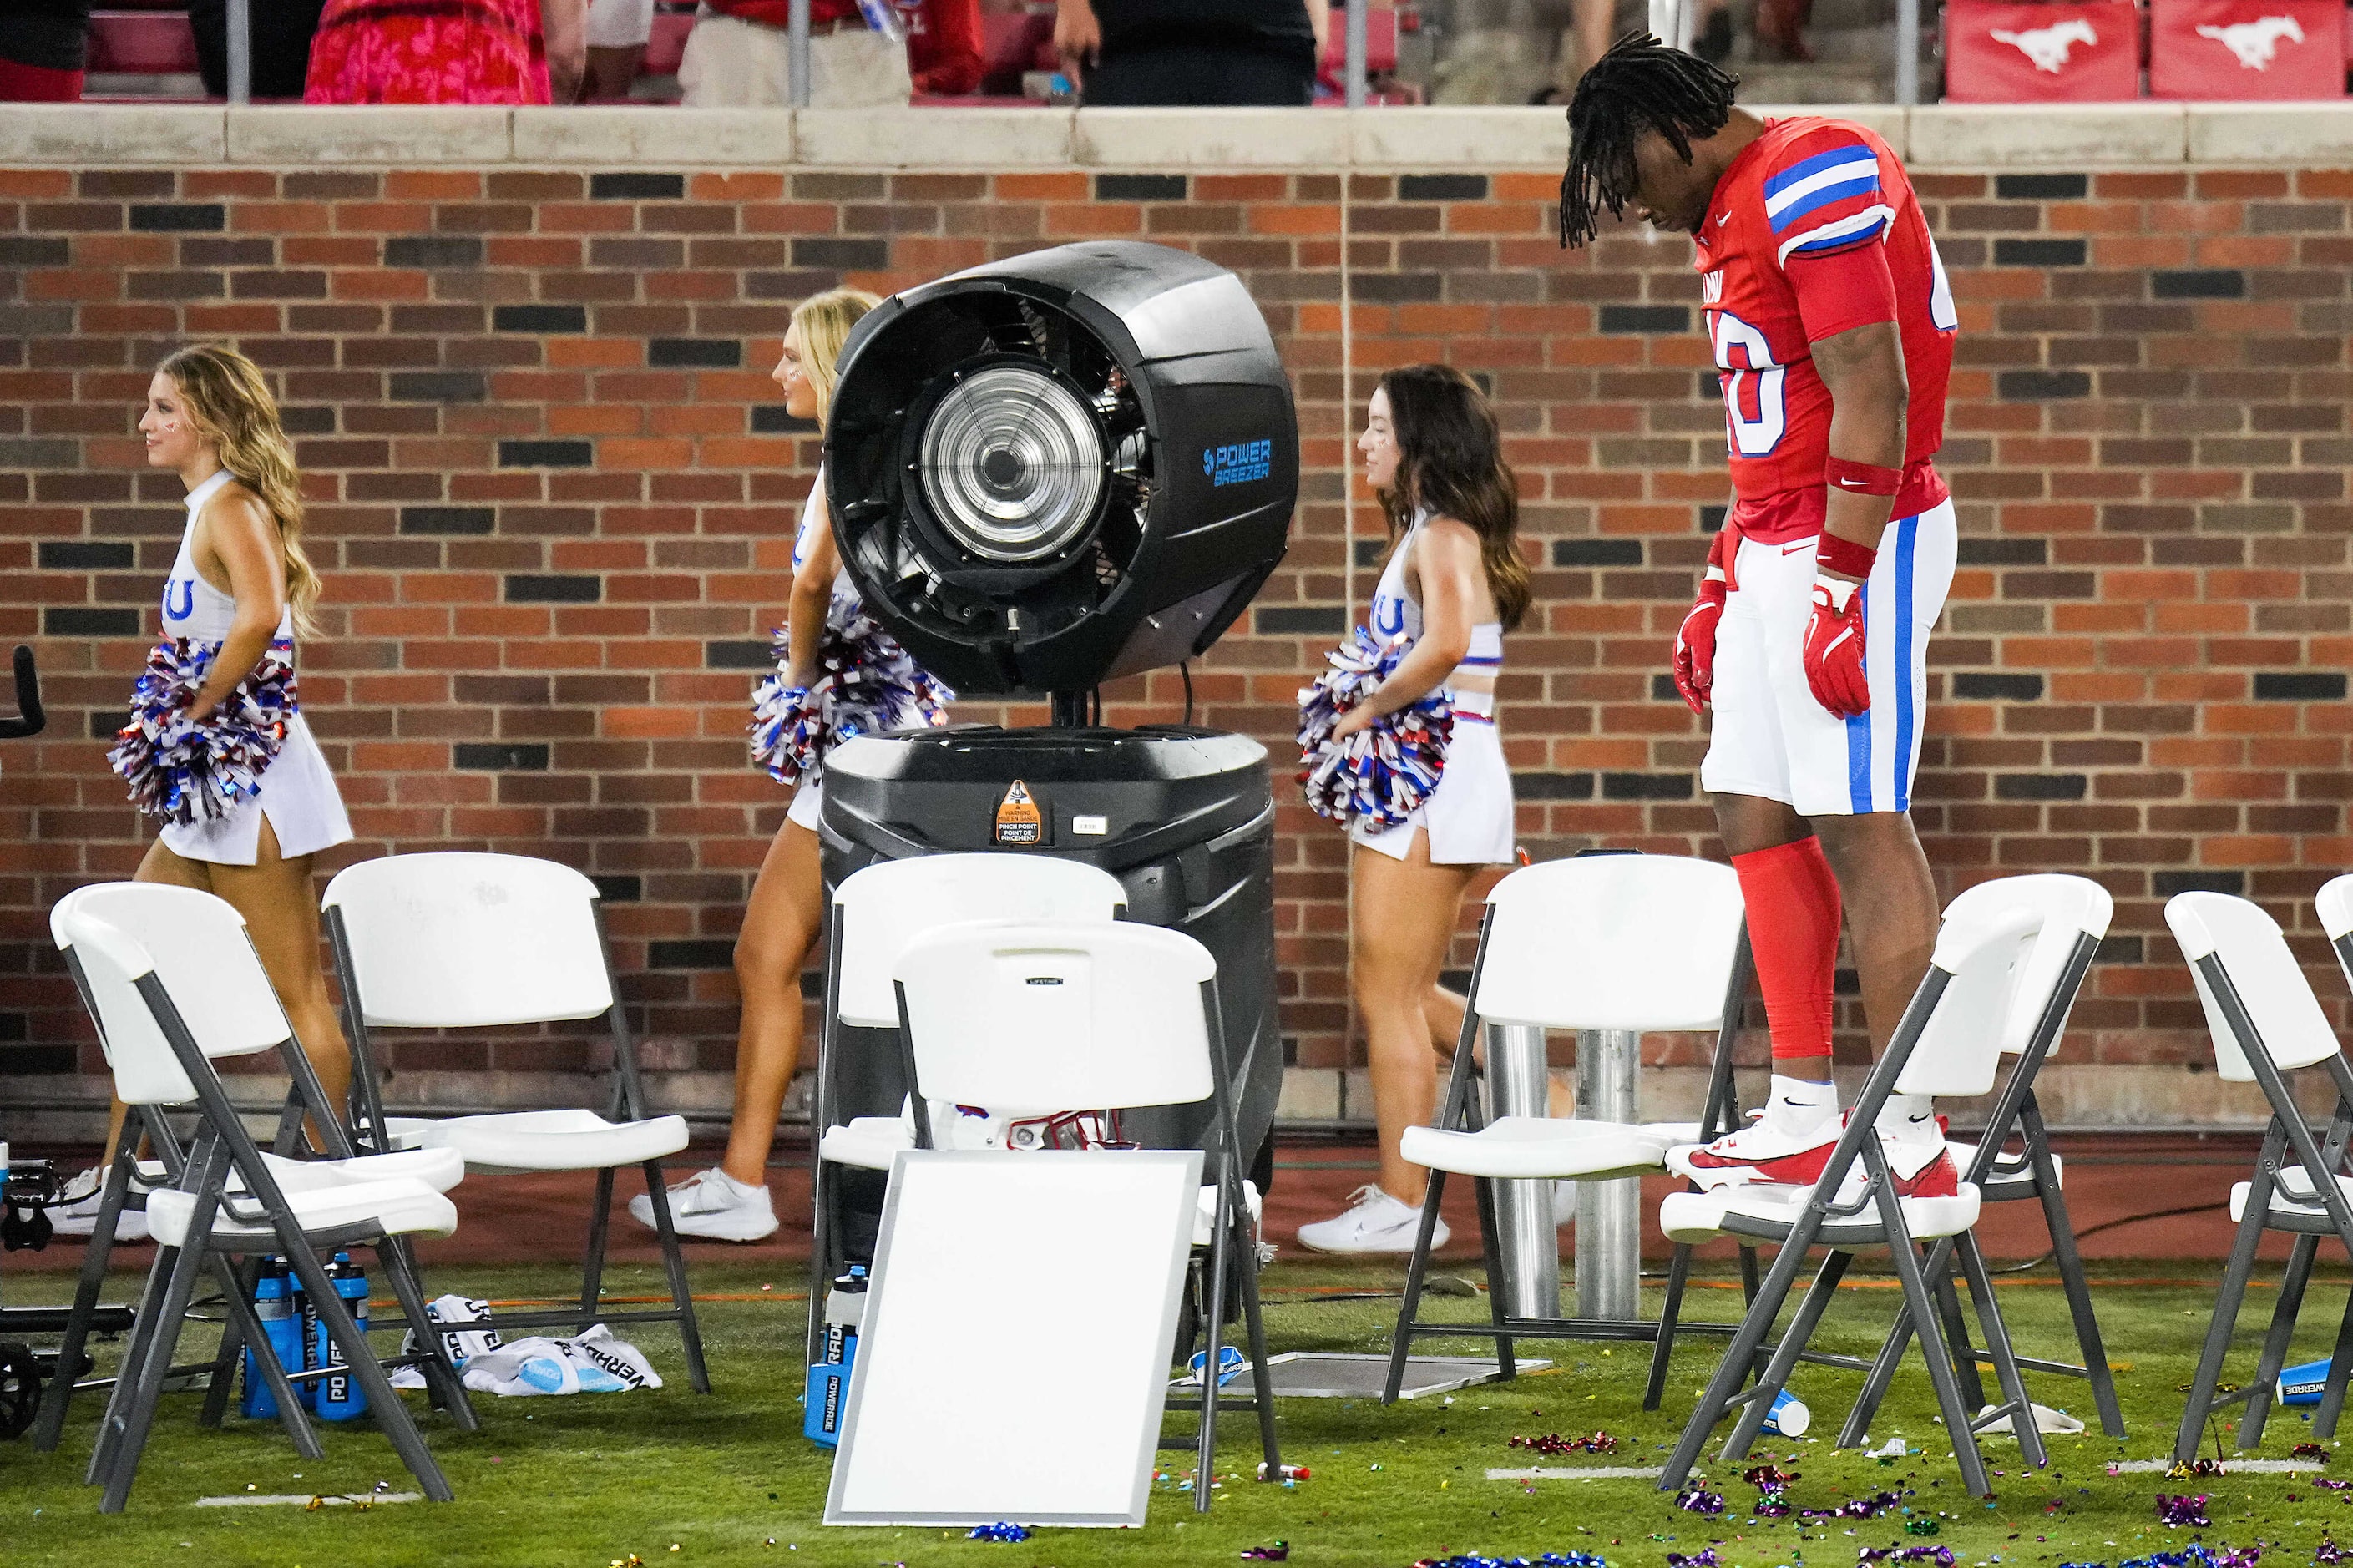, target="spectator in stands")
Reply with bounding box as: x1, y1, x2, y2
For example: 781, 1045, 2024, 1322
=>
306, 0, 587, 104
679, 0, 909, 108
1054, 0, 1328, 105
583, 0, 653, 99
0, 0, 89, 101
190, 0, 329, 100
906, 0, 983, 96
